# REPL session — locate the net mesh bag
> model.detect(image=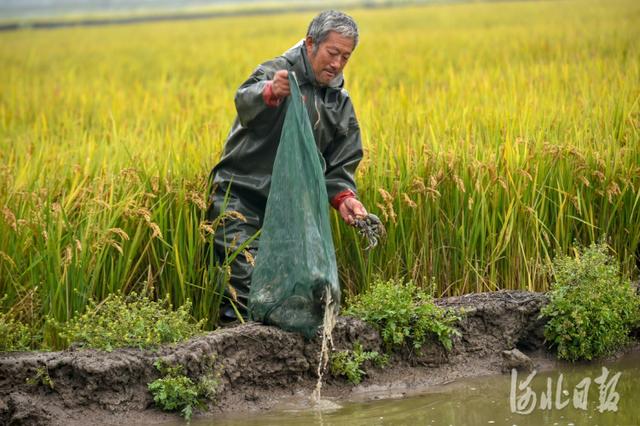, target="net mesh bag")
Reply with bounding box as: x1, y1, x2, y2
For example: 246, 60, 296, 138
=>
248, 72, 340, 338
